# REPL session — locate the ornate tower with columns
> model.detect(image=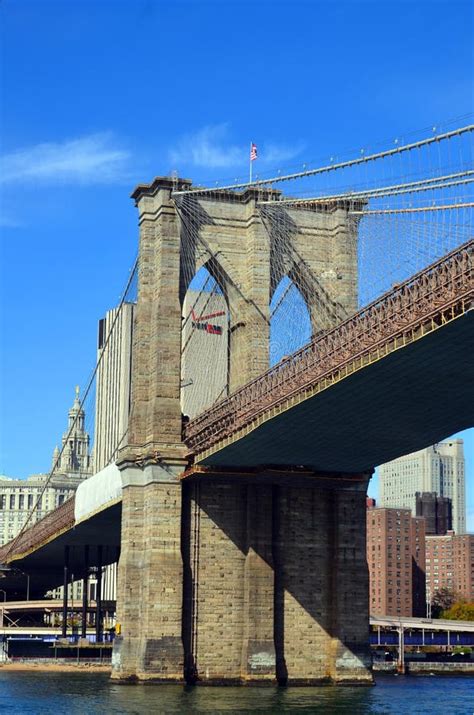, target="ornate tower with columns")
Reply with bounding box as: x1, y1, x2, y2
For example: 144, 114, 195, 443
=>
53, 387, 93, 476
